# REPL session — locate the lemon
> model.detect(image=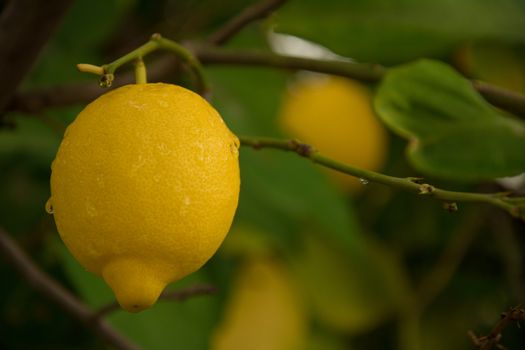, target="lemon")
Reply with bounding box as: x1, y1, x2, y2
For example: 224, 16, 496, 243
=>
212, 258, 307, 350
49, 83, 240, 312
279, 75, 388, 191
